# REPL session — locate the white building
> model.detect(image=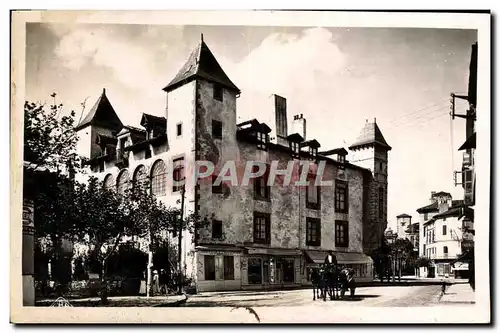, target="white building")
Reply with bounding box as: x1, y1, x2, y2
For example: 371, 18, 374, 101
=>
416, 191, 474, 278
